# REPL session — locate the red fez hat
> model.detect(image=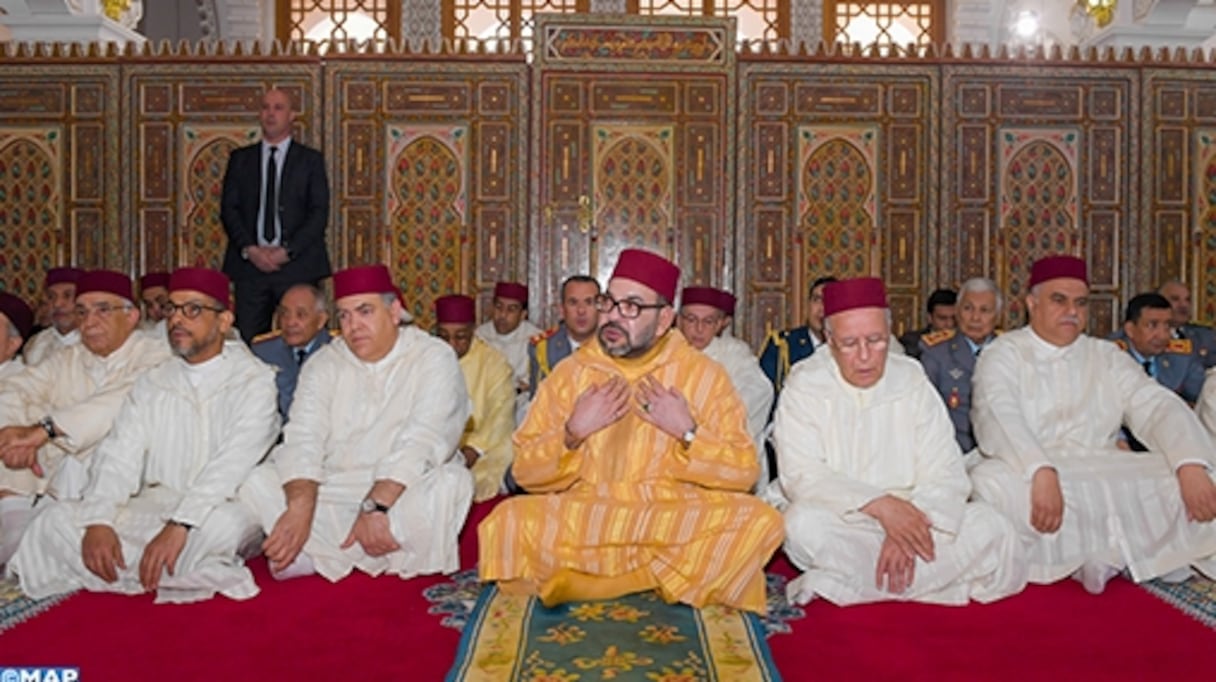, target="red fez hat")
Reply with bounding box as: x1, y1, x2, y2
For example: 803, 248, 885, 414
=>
717, 290, 737, 317
45, 267, 84, 288
170, 267, 231, 310
140, 272, 171, 291
435, 294, 476, 324
493, 281, 528, 304
823, 277, 889, 317
1029, 255, 1088, 288
611, 249, 680, 303
334, 264, 397, 300
0, 292, 34, 340
76, 270, 134, 303
681, 286, 727, 313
